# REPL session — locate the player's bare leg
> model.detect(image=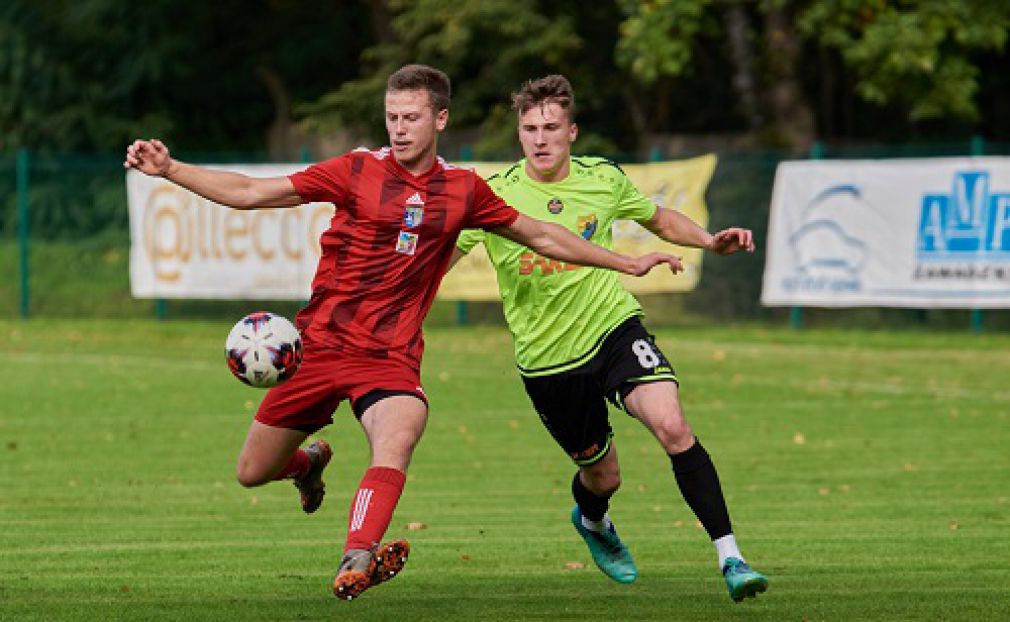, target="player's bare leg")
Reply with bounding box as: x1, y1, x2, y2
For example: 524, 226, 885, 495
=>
623, 381, 694, 454
359, 395, 427, 471
624, 381, 768, 601
236, 421, 310, 486
236, 421, 332, 513
333, 395, 426, 600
